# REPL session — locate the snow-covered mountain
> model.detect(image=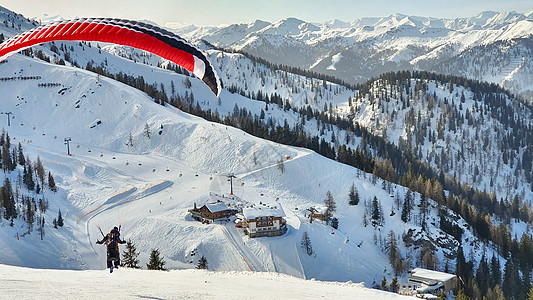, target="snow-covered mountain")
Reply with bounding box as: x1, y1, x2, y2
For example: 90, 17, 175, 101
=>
1, 5, 533, 299
0, 45, 479, 296
175, 11, 533, 101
